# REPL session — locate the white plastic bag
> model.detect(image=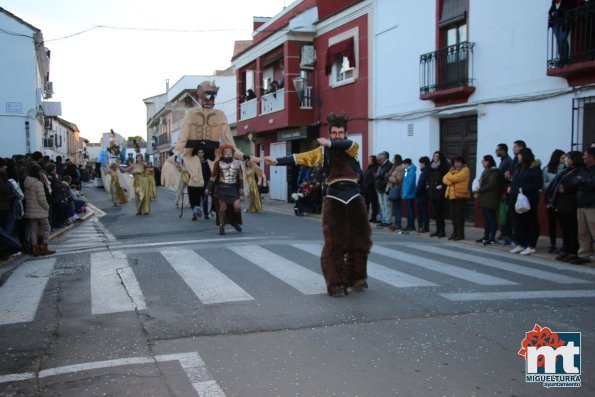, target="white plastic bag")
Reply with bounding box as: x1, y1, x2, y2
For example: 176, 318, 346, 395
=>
471, 178, 480, 193
515, 188, 531, 214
